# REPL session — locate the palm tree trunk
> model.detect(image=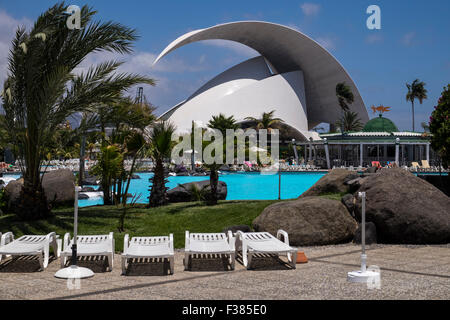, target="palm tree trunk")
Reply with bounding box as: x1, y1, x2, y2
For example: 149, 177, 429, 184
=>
412, 101, 415, 132
149, 158, 167, 207
208, 168, 219, 205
